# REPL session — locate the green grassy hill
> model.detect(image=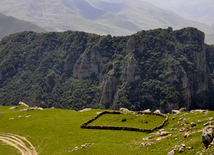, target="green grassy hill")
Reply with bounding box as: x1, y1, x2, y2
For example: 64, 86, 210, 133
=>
0, 105, 214, 154
0, 13, 46, 40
